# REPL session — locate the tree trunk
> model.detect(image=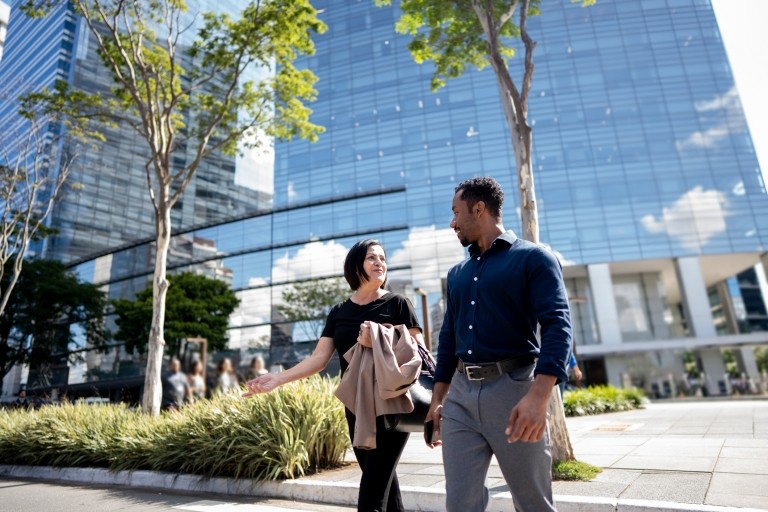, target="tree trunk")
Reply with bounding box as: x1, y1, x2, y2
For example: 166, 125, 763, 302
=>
493, 68, 575, 463
141, 195, 172, 415
548, 387, 574, 461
